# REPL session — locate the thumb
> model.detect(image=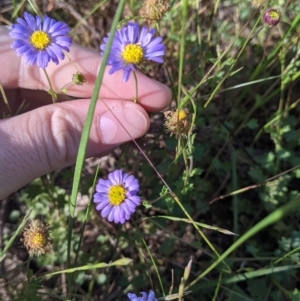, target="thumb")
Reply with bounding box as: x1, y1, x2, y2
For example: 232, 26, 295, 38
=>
0, 98, 149, 199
